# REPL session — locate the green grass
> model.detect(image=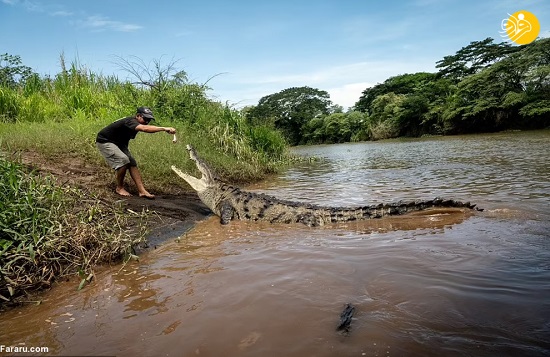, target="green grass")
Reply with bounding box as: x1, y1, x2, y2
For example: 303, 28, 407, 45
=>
0, 157, 148, 303
0, 114, 288, 192
0, 57, 292, 305
0, 59, 290, 187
